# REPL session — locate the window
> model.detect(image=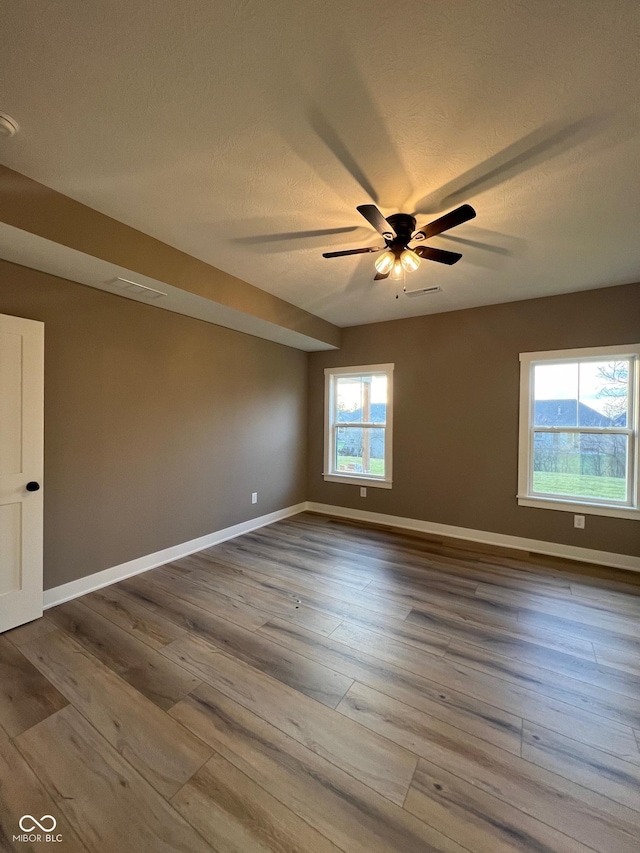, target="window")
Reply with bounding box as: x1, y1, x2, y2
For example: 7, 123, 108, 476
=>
518, 344, 640, 519
324, 364, 393, 488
